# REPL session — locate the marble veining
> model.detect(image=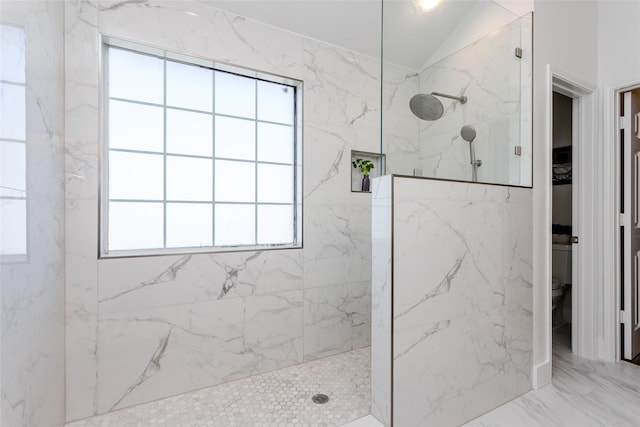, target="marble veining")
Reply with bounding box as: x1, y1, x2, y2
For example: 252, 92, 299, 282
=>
394, 255, 465, 319
1, 1, 66, 426
63, 0, 381, 420
417, 14, 532, 186
108, 327, 172, 411
98, 255, 192, 304
303, 282, 371, 362
467, 327, 640, 427
64, 328, 640, 427
97, 291, 304, 412
381, 65, 420, 176
371, 177, 532, 427
67, 347, 370, 427
383, 14, 532, 187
